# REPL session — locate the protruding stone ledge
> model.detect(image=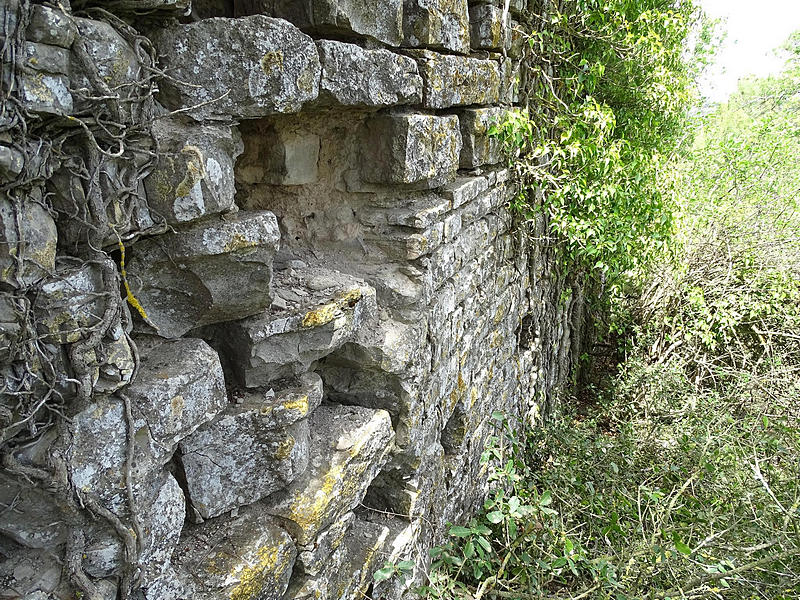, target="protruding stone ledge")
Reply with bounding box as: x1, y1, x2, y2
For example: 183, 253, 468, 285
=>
403, 0, 471, 55
126, 211, 280, 339
150, 16, 320, 120
316, 40, 422, 107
